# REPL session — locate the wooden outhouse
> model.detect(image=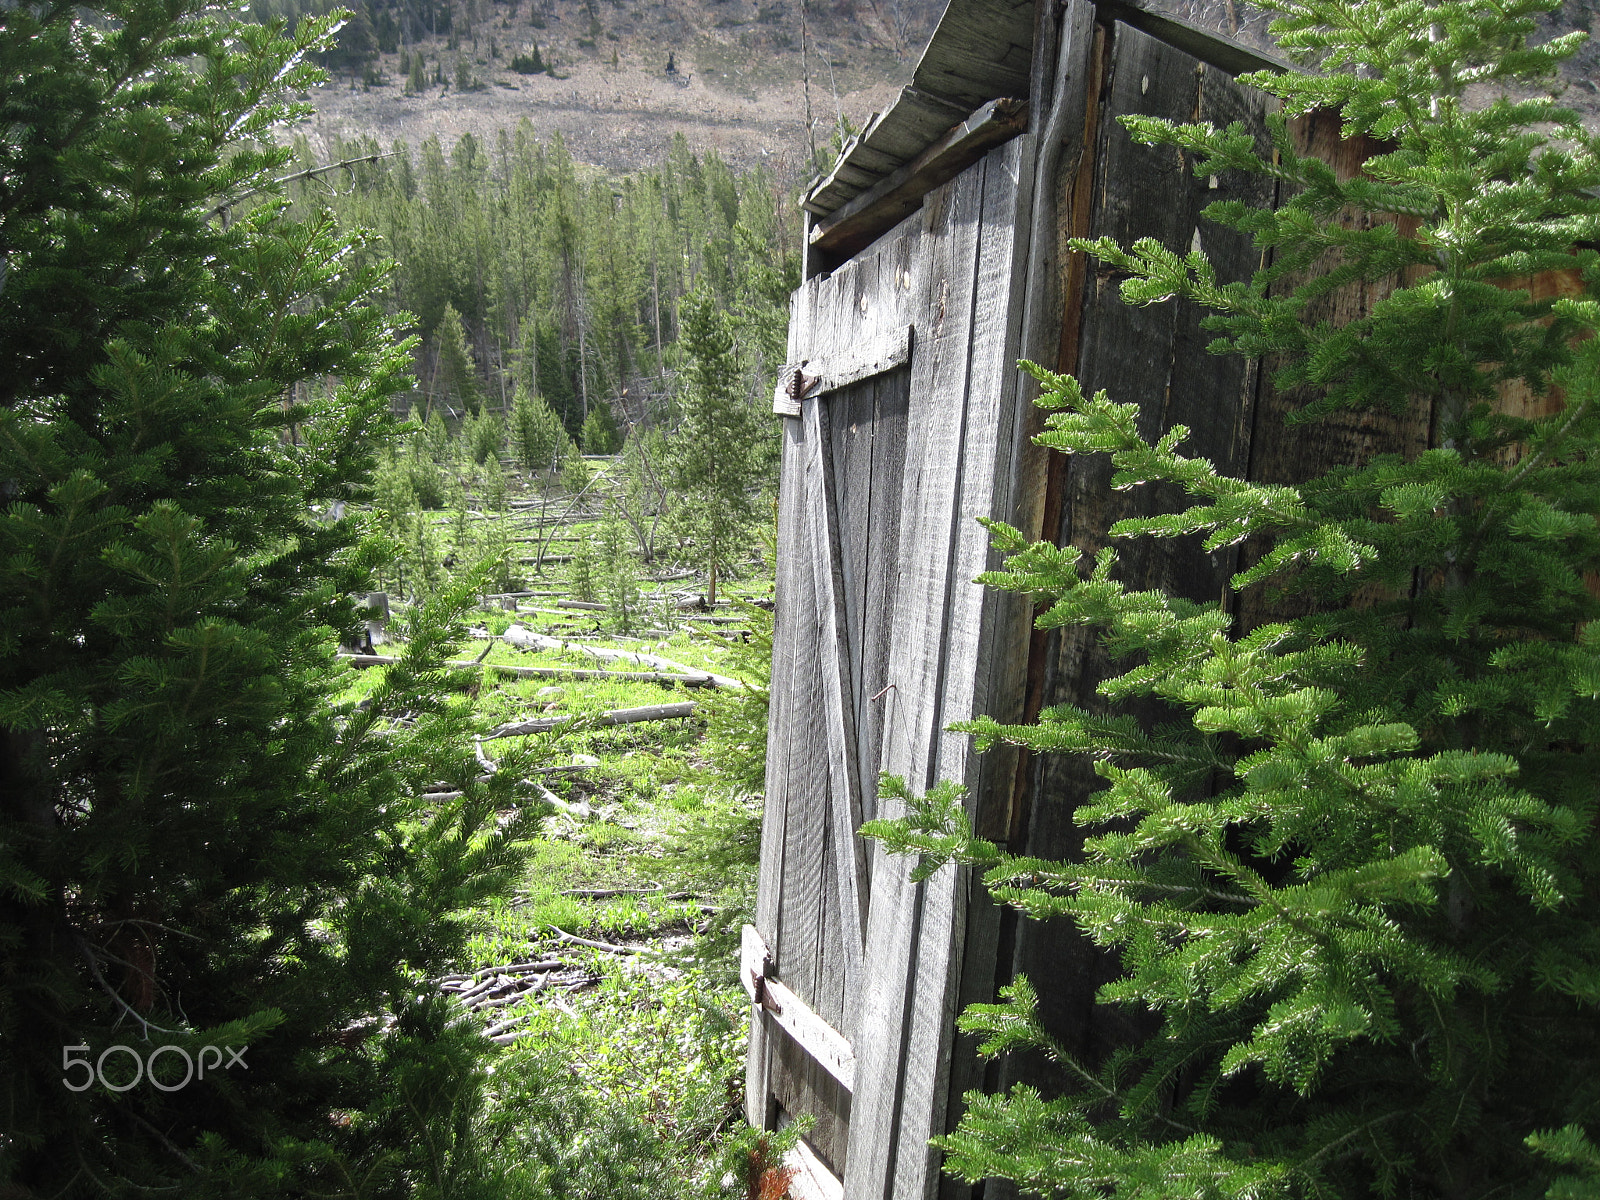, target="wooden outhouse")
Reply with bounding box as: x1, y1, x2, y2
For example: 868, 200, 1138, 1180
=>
742, 2, 1442, 1197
